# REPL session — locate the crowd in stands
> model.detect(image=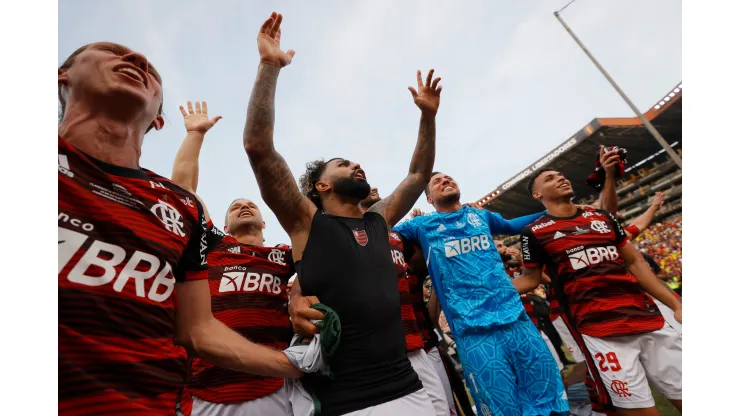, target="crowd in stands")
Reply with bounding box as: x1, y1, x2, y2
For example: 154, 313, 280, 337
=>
634, 214, 682, 282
